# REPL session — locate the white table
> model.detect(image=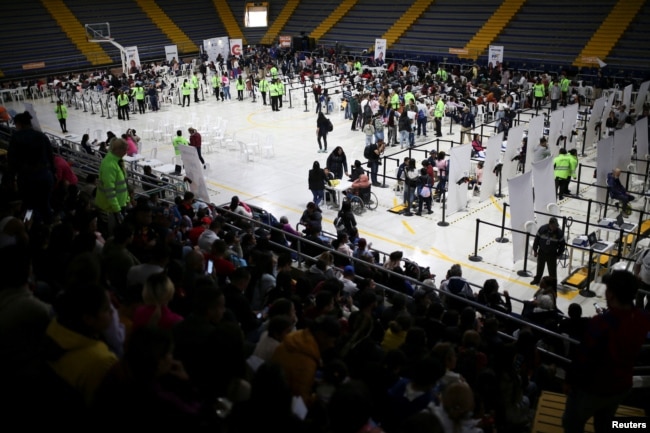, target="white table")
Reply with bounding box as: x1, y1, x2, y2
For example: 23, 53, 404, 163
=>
136, 158, 164, 169
124, 154, 146, 171
325, 180, 351, 208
